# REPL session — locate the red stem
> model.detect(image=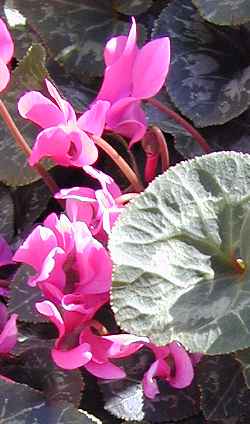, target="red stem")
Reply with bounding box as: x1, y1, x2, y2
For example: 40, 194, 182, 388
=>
151, 126, 170, 173
147, 97, 211, 154
93, 135, 144, 193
